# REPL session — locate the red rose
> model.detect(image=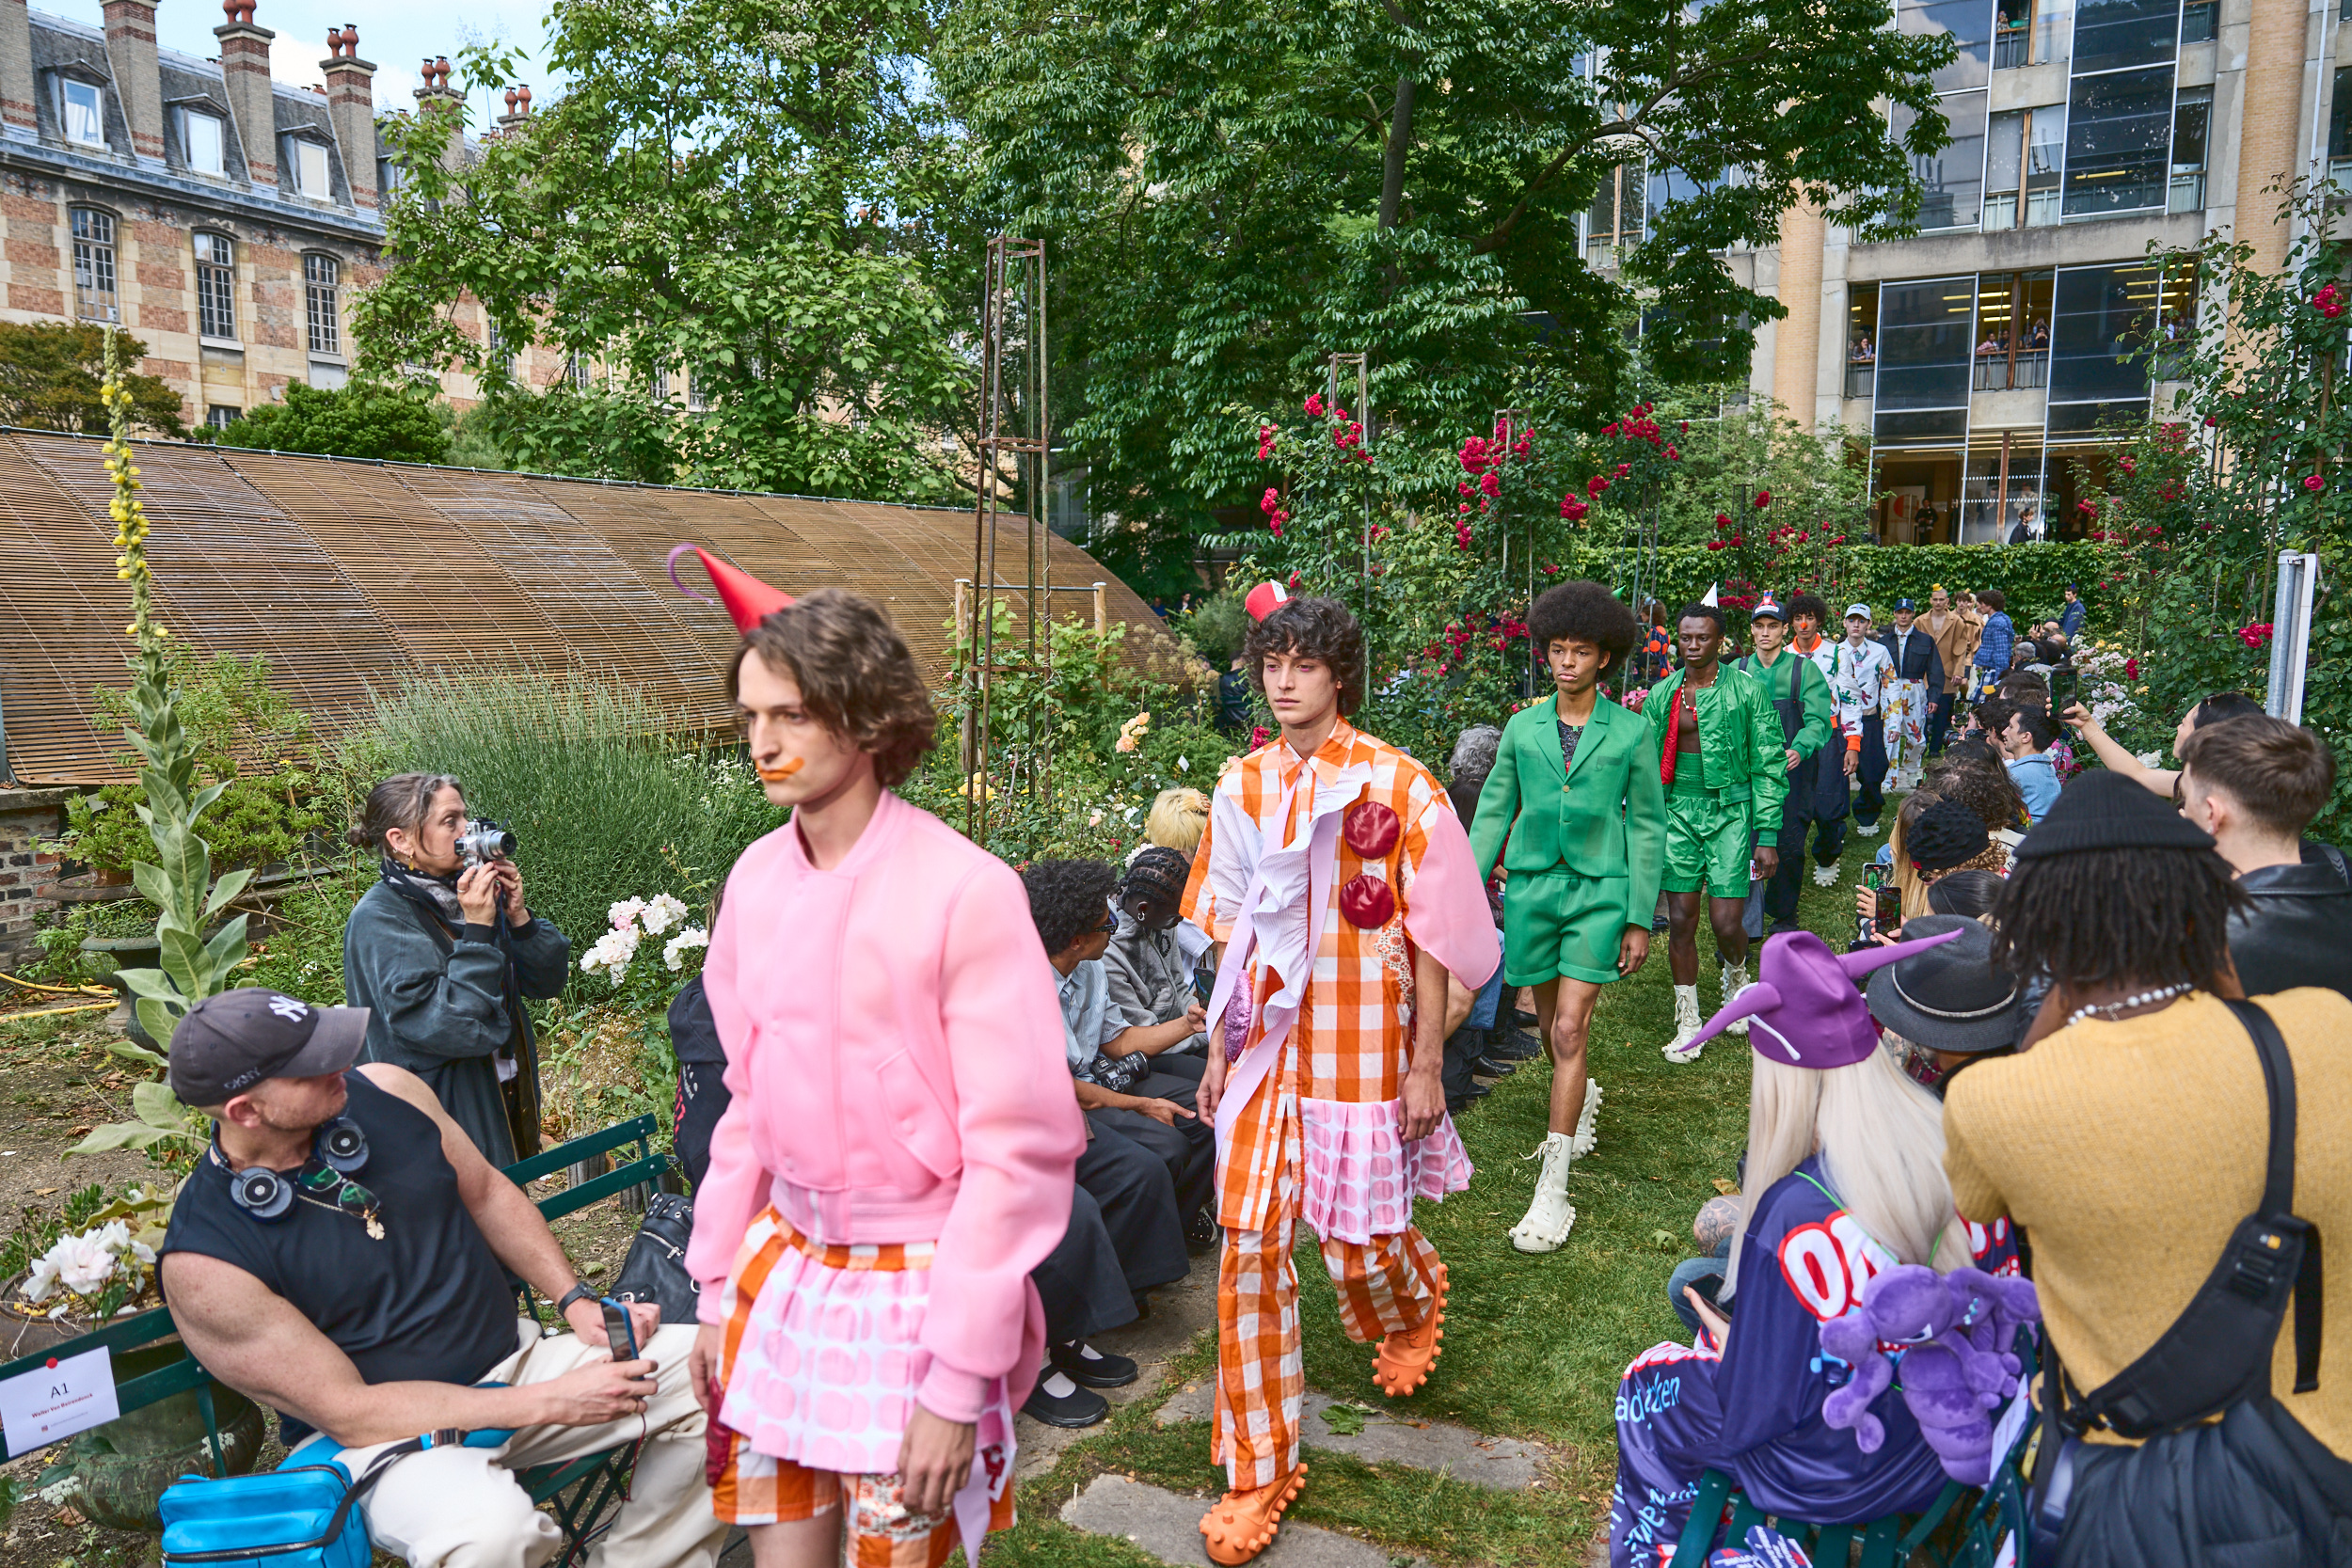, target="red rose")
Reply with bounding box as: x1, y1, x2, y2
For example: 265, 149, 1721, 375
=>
1755, 489, 1772, 509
